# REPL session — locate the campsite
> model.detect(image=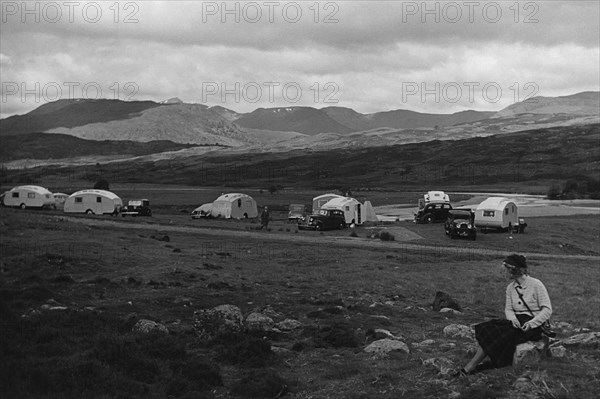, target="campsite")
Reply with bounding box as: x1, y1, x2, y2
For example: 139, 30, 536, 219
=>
1, 182, 599, 399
